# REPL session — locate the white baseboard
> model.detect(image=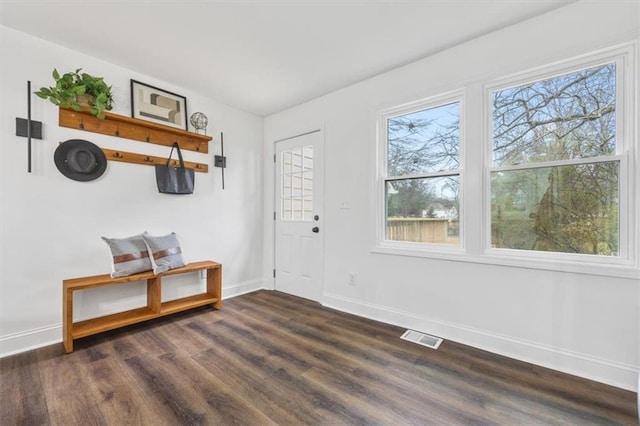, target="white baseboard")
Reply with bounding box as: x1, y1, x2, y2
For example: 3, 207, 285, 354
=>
0, 323, 62, 358
0, 279, 268, 359
222, 278, 267, 299
322, 292, 639, 392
